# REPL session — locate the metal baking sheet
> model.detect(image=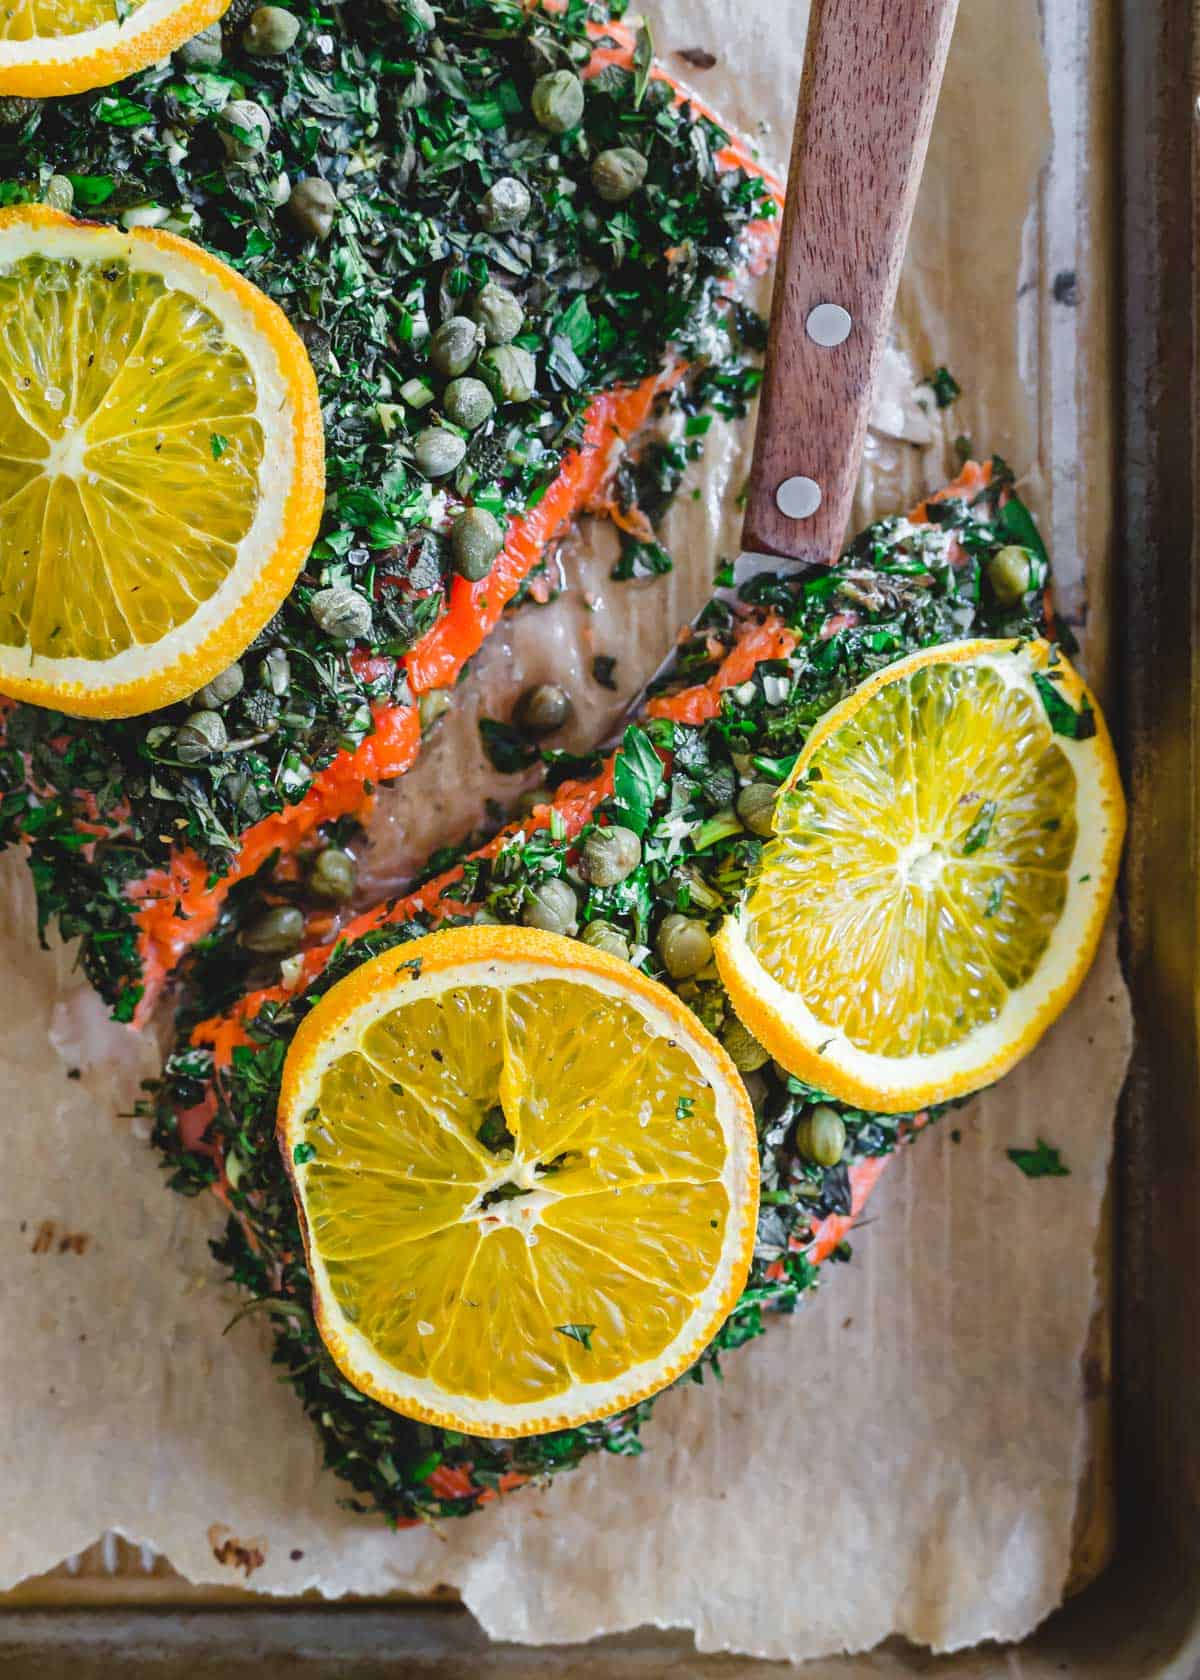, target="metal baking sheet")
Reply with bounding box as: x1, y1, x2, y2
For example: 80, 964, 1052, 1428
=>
3, 0, 1198, 1670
